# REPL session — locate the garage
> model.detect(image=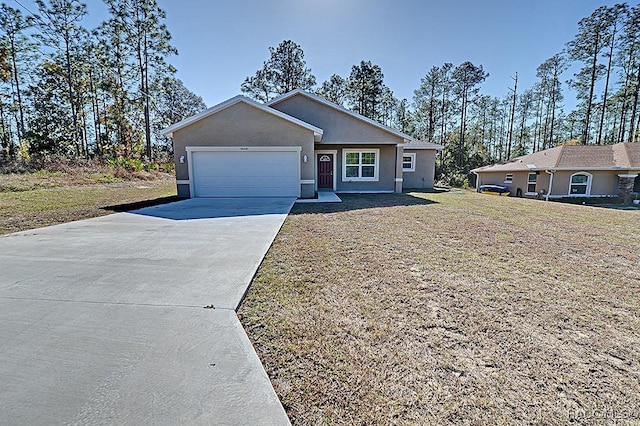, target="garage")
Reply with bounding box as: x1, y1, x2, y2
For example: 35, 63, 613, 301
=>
188, 147, 300, 197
